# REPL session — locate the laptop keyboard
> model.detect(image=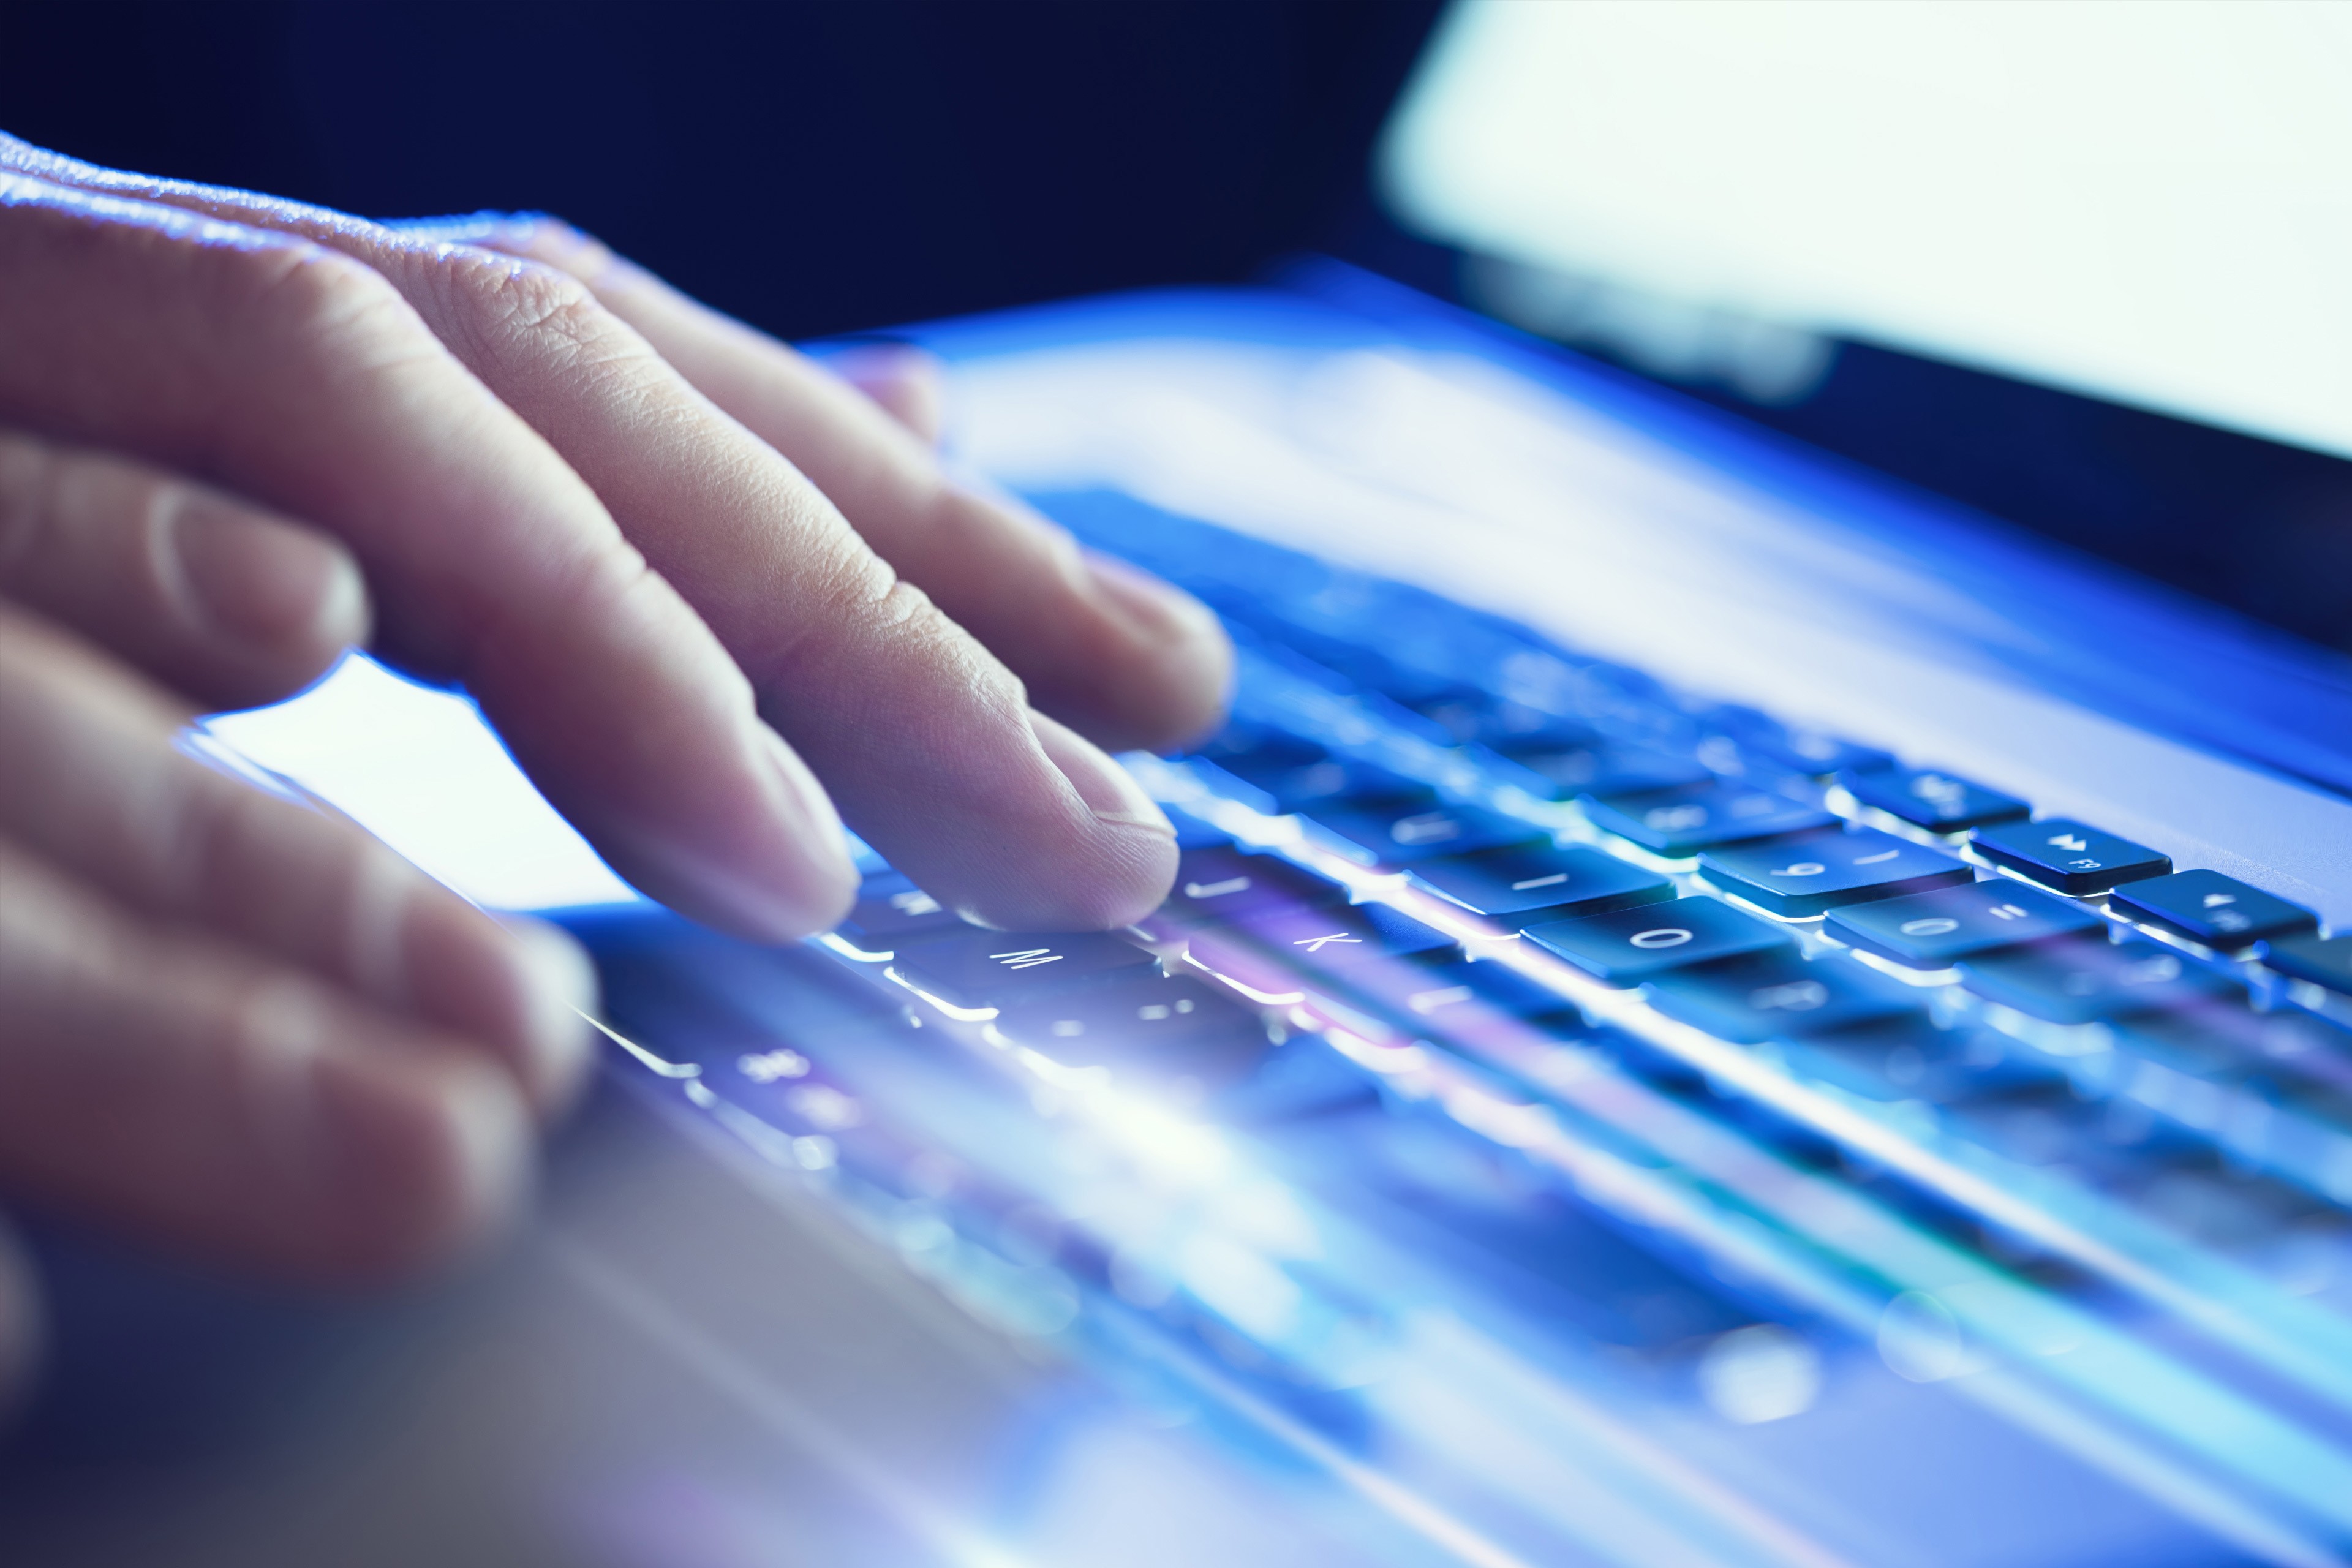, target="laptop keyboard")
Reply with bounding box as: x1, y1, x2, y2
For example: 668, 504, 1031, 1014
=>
598, 492, 2352, 1553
